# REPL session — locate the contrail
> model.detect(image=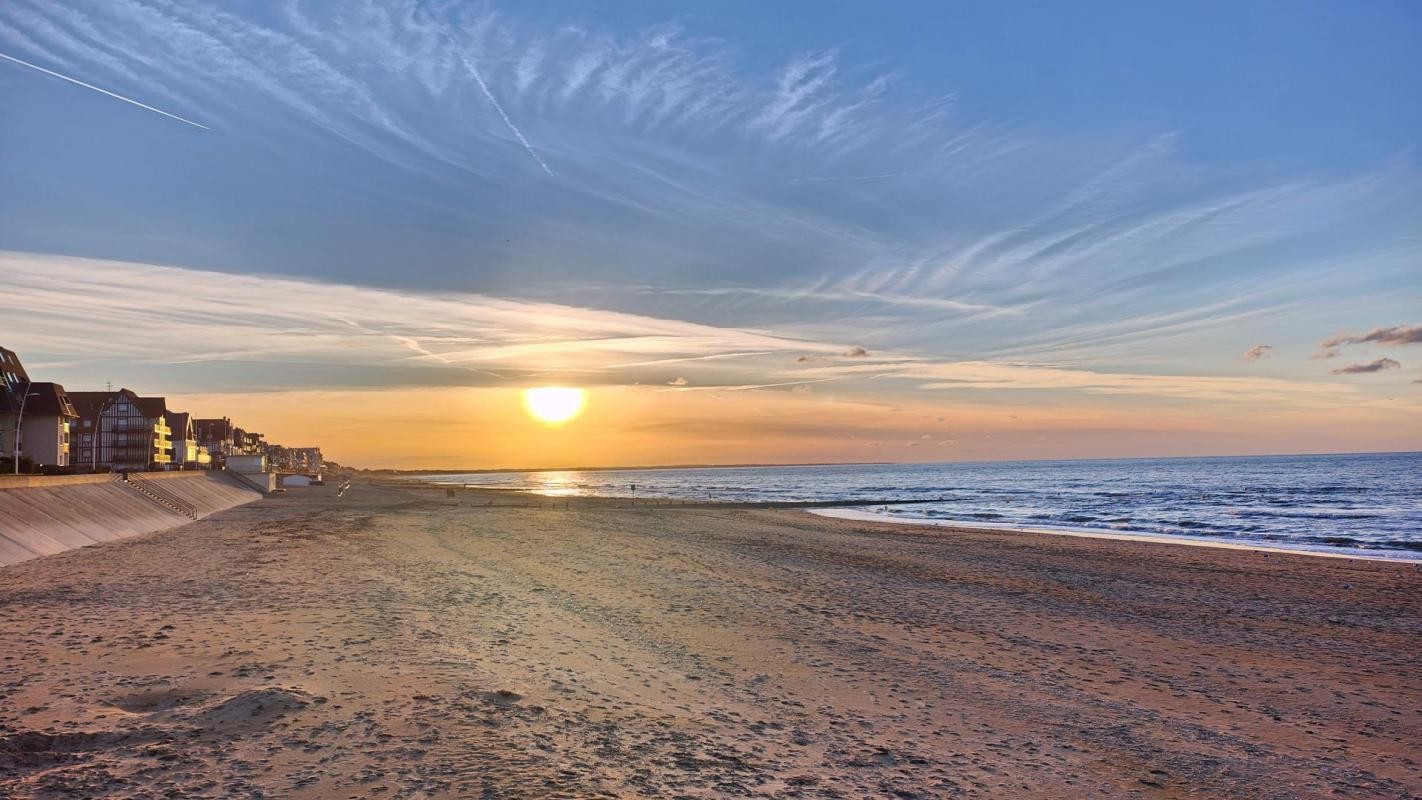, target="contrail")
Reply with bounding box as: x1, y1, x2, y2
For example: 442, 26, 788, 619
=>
789, 172, 901, 183
607, 351, 781, 369
452, 50, 554, 177
0, 51, 208, 130
659, 377, 846, 392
